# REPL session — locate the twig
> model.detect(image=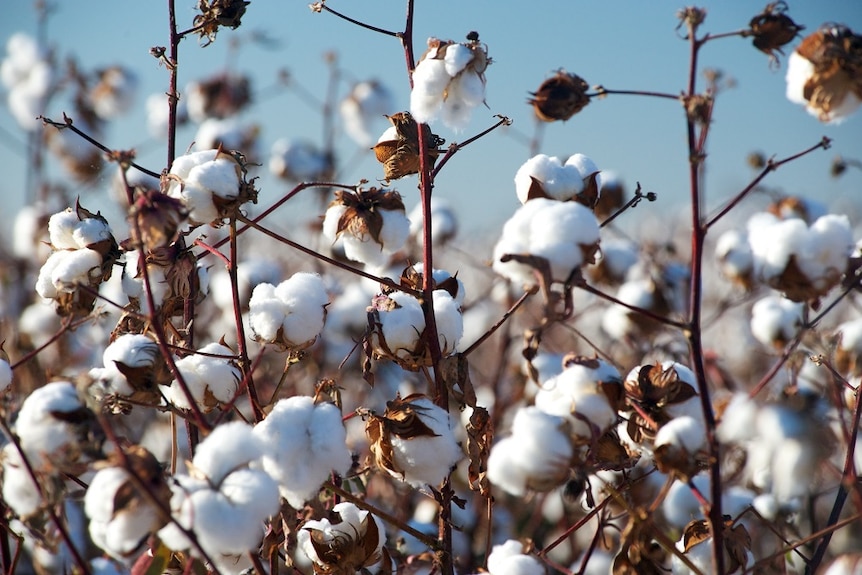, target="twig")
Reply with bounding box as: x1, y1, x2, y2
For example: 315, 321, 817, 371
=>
462, 286, 537, 356
599, 183, 656, 228
431, 115, 512, 178
311, 2, 400, 37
